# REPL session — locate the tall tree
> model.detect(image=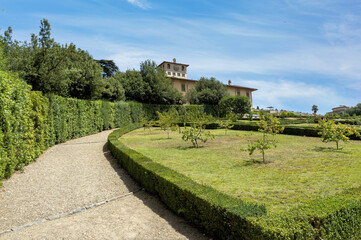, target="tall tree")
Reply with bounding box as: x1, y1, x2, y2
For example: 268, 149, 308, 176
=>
347, 103, 361, 116
96, 59, 119, 78
115, 69, 146, 102
186, 77, 229, 105
1, 19, 105, 100
312, 105, 318, 115
139, 60, 183, 104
